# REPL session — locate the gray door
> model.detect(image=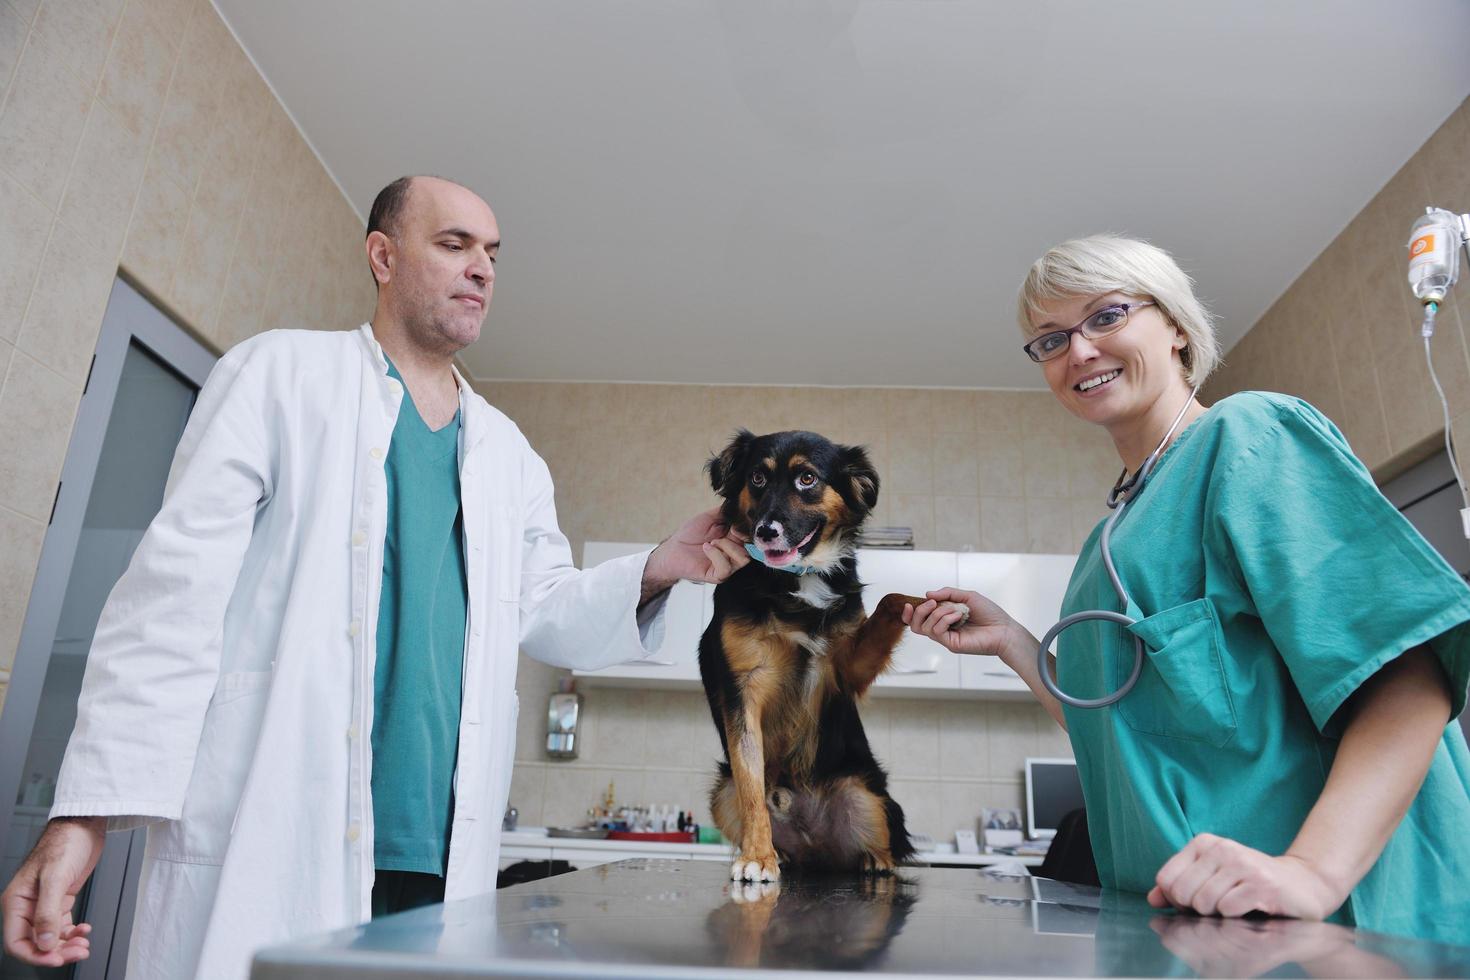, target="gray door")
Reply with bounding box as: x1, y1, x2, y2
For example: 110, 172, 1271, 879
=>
0, 279, 217, 979
1381, 450, 1470, 739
